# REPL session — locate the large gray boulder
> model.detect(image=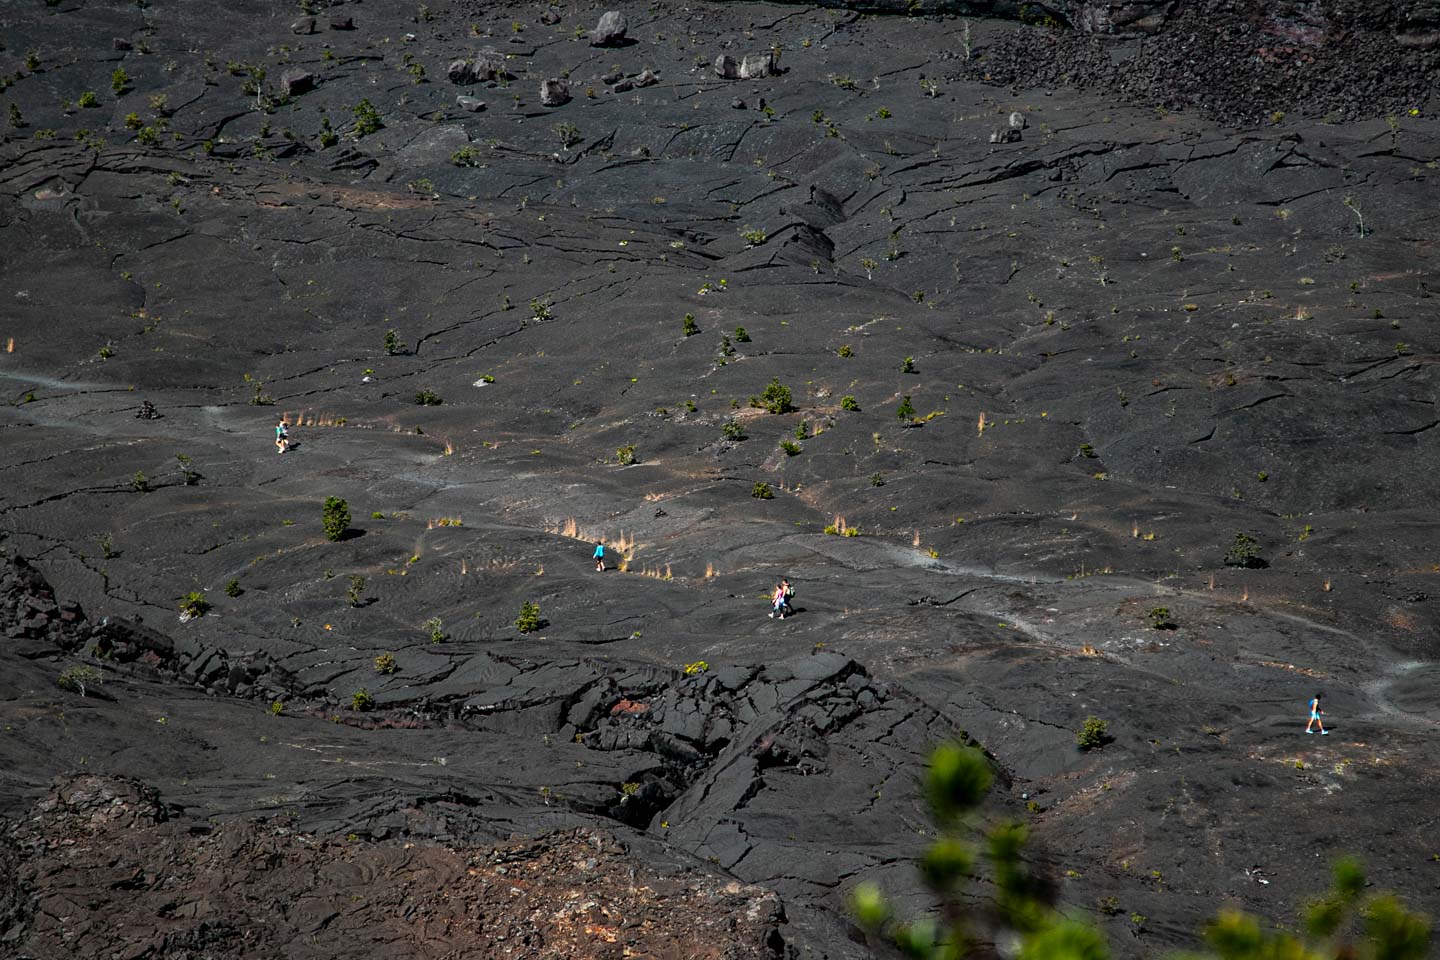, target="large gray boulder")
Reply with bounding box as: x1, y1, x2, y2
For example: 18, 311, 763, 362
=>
280, 69, 314, 96
448, 60, 477, 85
474, 48, 510, 81
738, 52, 776, 80
714, 54, 738, 79
540, 78, 570, 107
589, 11, 628, 46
